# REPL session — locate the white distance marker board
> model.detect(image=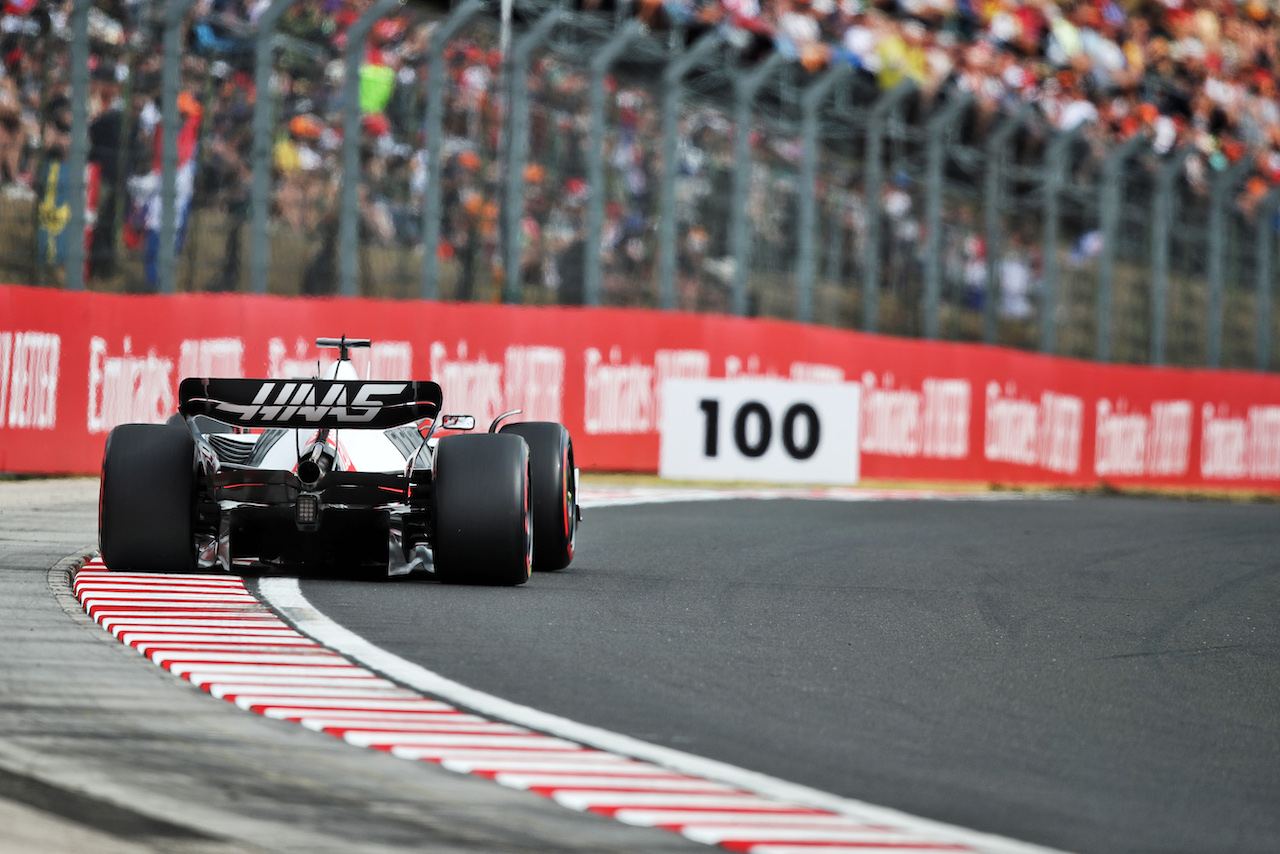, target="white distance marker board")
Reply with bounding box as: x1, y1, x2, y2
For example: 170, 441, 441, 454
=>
659, 379, 861, 485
